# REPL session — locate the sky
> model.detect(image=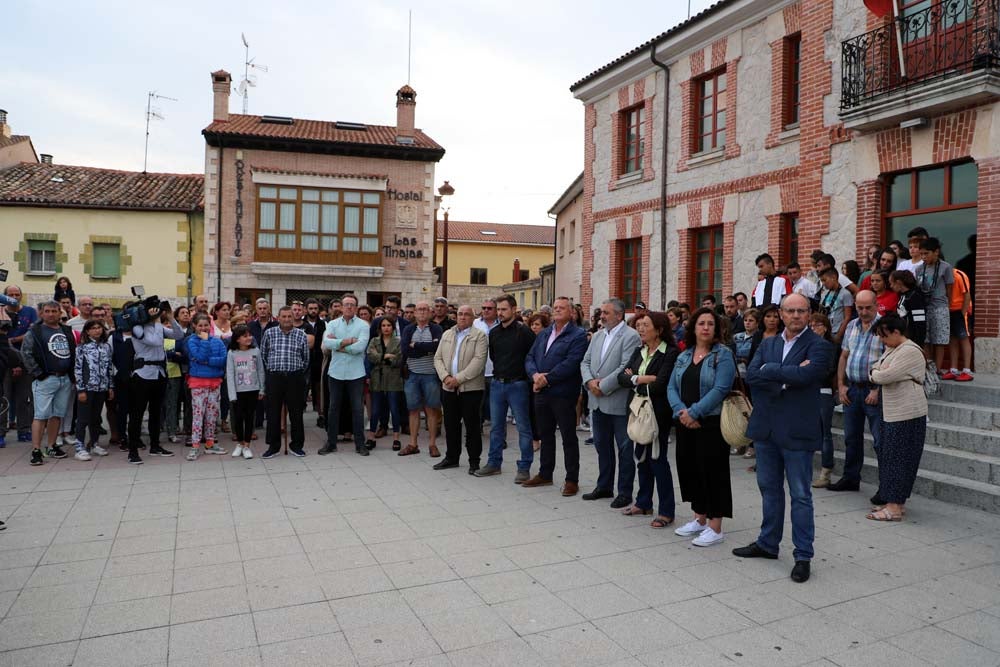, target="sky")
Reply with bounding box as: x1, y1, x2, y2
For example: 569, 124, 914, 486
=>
6, 0, 714, 226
